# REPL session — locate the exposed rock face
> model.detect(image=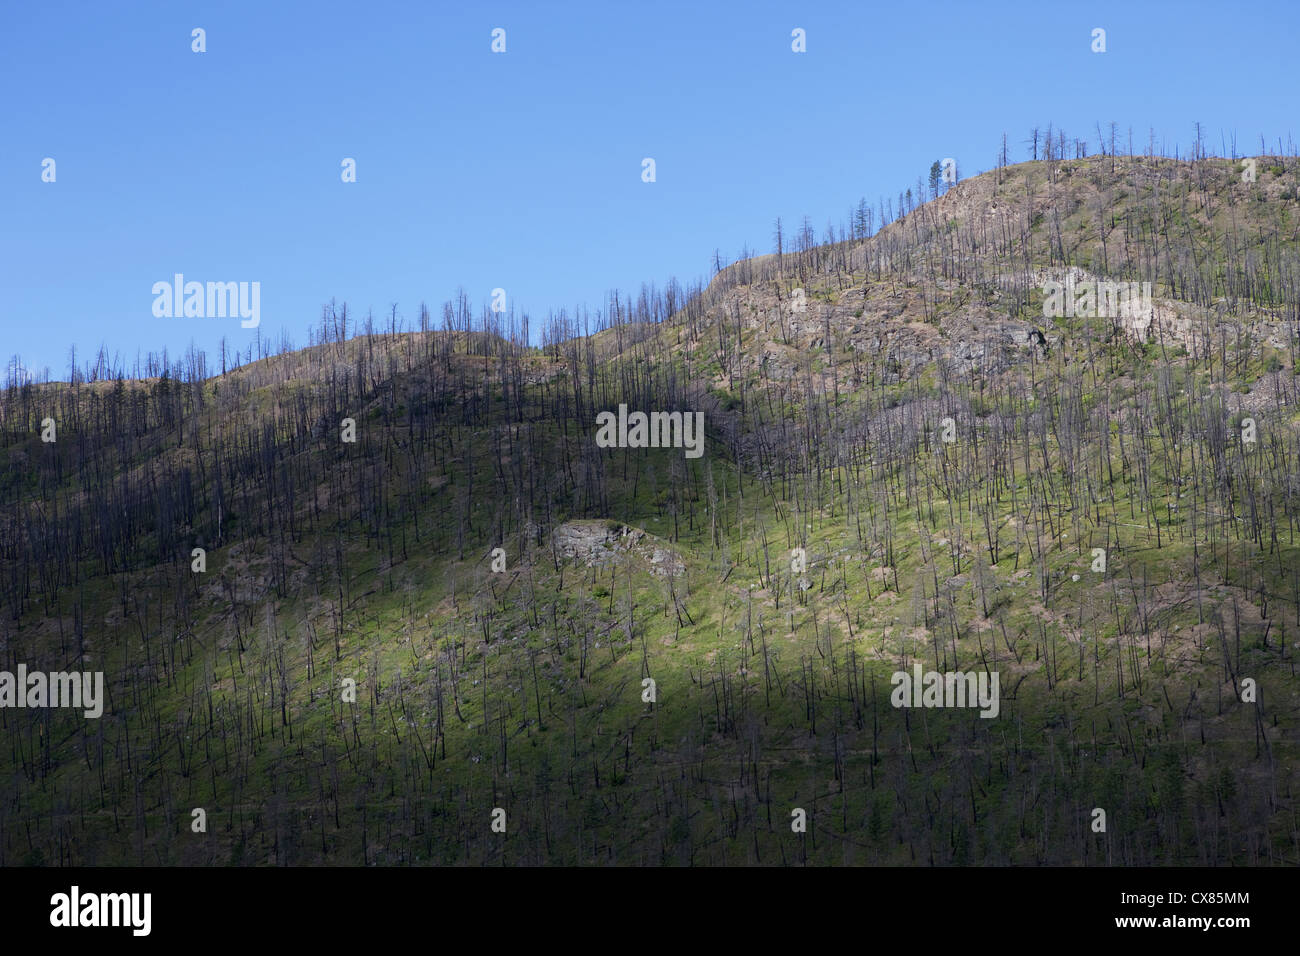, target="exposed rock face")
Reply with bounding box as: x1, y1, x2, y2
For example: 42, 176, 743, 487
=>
553, 520, 684, 576
688, 276, 1052, 390
1024, 266, 1200, 352
669, 157, 1296, 403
